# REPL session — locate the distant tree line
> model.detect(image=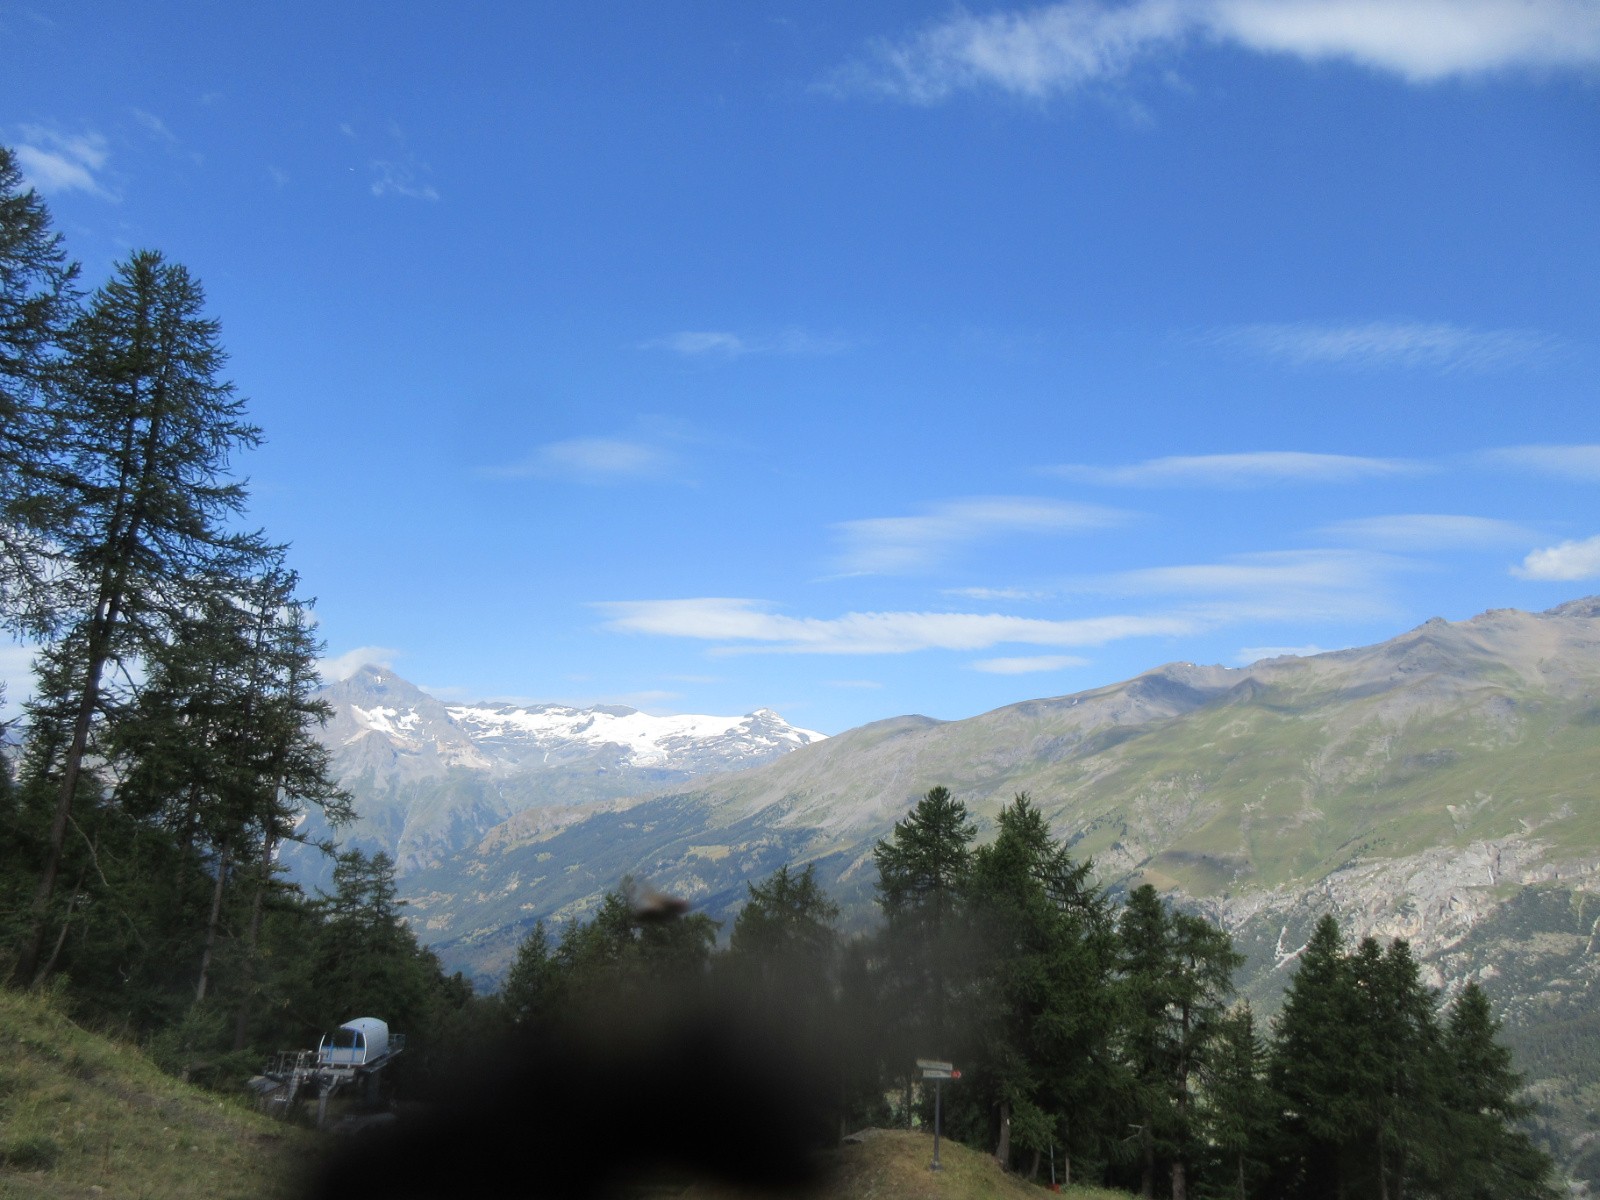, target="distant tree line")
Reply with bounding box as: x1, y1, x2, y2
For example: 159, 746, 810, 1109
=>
501, 786, 1557, 1200
0, 146, 469, 1084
